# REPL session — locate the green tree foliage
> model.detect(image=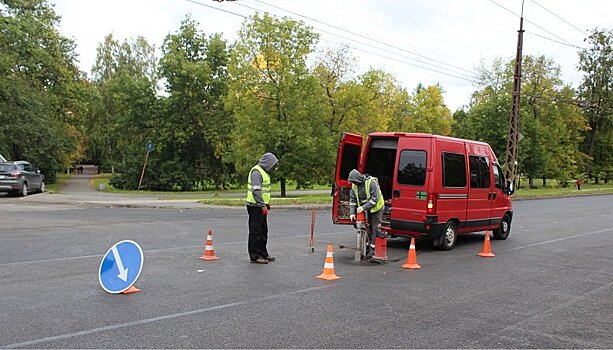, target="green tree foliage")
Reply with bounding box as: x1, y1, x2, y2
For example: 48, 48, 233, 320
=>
577, 28, 613, 182
227, 13, 332, 195
0, 0, 87, 181
150, 16, 232, 190
390, 83, 453, 134
90, 33, 158, 183
454, 56, 588, 186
